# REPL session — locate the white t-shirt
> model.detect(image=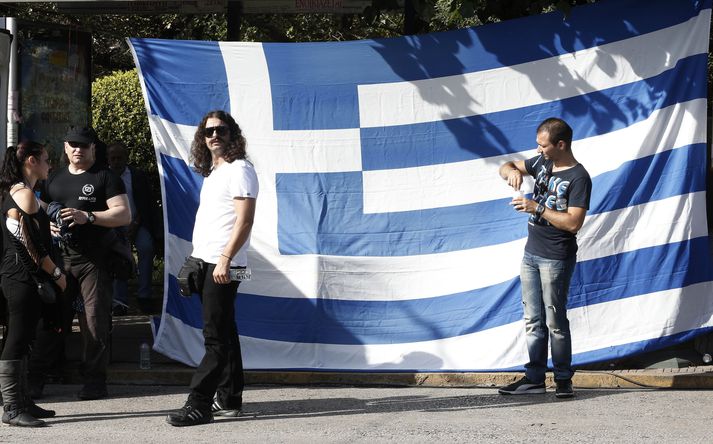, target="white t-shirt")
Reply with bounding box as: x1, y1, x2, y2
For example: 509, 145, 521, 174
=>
191, 159, 259, 266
